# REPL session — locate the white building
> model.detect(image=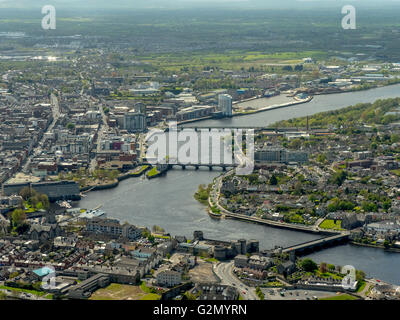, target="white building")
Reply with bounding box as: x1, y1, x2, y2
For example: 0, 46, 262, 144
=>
218, 94, 232, 117
366, 221, 400, 234
156, 270, 182, 287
